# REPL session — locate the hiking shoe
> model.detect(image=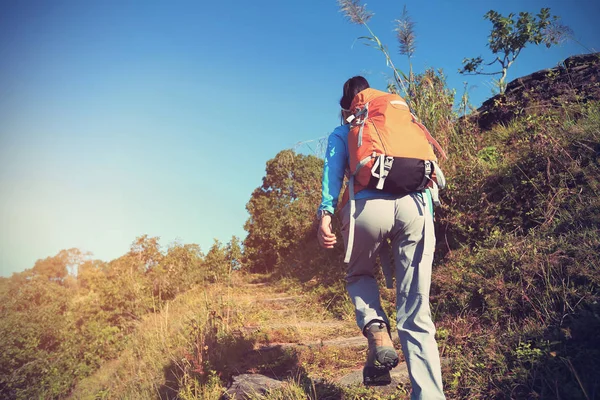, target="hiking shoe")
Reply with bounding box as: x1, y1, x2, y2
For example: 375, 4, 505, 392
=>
365, 321, 399, 370
363, 365, 392, 386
